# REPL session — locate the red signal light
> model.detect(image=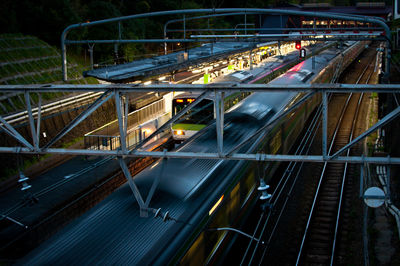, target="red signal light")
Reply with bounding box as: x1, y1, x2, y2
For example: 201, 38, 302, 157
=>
295, 41, 301, 50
